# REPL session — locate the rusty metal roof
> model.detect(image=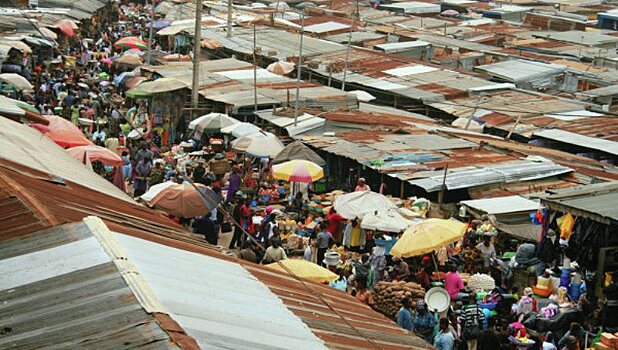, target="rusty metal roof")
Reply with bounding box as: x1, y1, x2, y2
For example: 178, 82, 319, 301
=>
0, 221, 184, 350
0, 163, 430, 349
